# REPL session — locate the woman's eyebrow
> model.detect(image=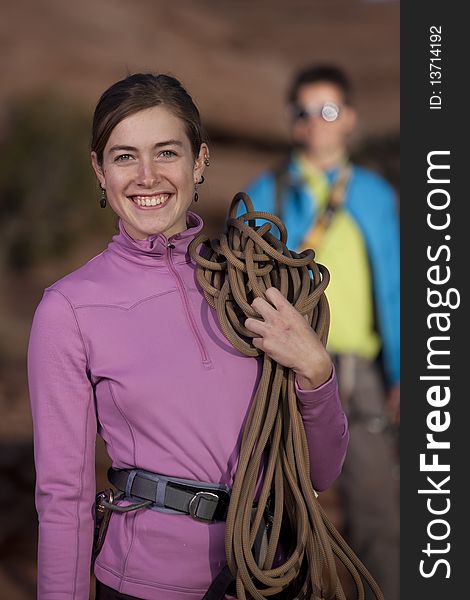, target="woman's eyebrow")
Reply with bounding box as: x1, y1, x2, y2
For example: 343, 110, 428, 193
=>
154, 140, 184, 148
108, 140, 184, 153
